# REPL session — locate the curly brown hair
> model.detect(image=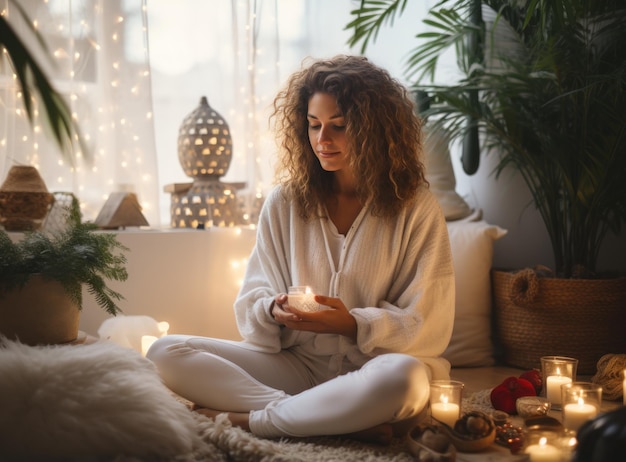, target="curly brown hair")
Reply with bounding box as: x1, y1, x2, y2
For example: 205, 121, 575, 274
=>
271, 55, 426, 220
